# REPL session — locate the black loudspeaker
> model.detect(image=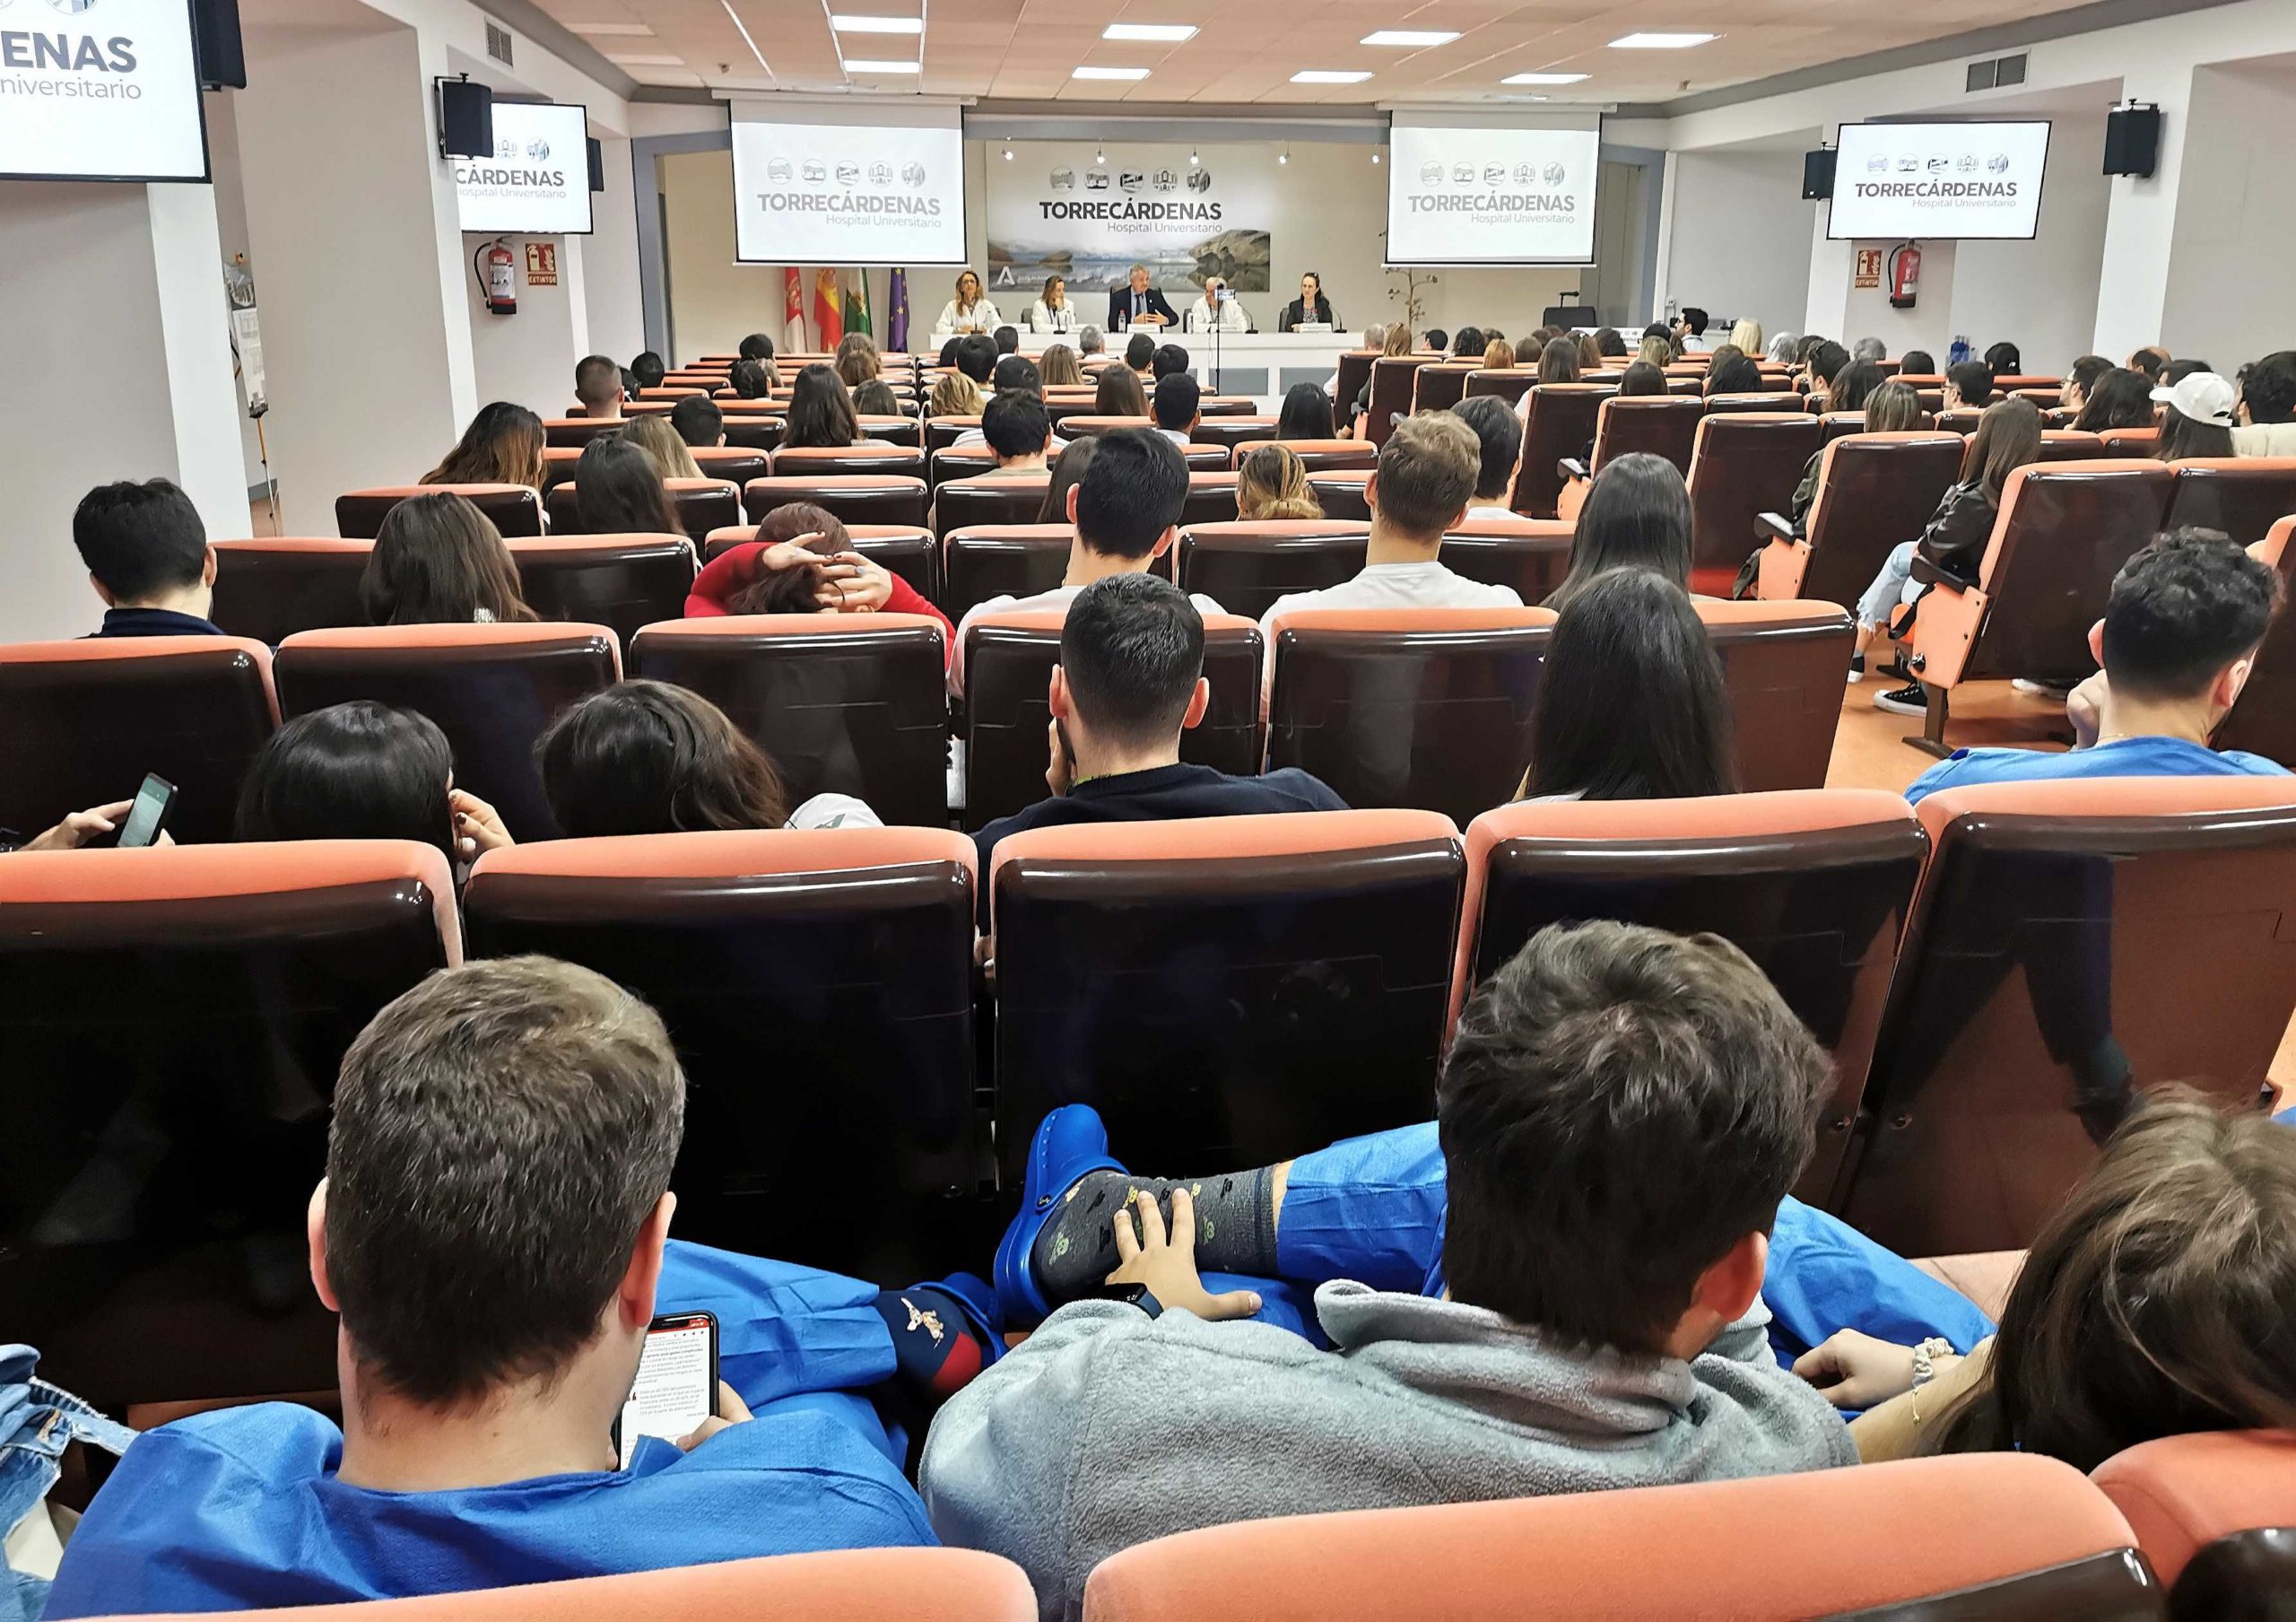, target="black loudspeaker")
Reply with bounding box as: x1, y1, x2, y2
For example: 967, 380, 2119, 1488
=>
2104, 105, 2161, 177
191, 0, 246, 89
438, 79, 494, 161
587, 136, 604, 194
1802, 148, 1836, 200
